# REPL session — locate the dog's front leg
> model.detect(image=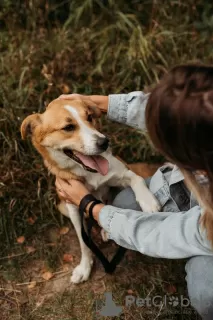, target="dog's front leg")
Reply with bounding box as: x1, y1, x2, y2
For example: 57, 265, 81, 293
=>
58, 202, 93, 283
119, 170, 161, 212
